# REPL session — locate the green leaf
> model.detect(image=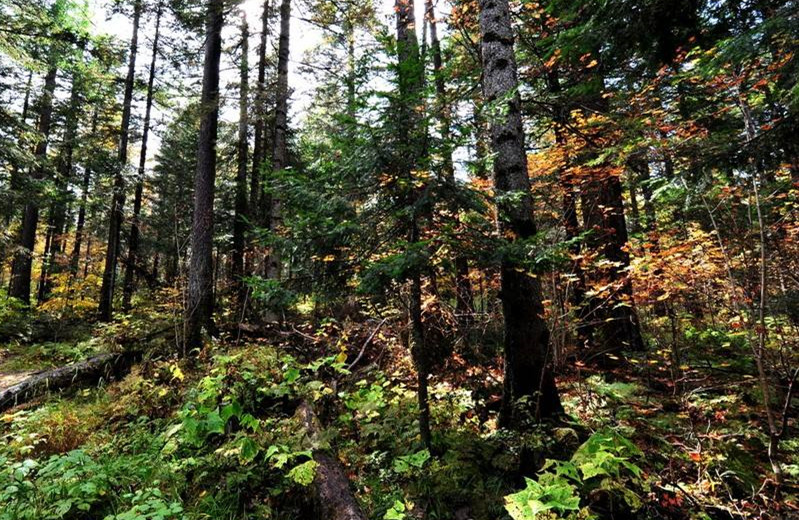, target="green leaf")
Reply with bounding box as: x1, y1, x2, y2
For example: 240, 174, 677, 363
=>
383, 500, 406, 520
221, 401, 242, 422
238, 437, 260, 464
287, 459, 318, 486
283, 368, 301, 384
203, 410, 225, 436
